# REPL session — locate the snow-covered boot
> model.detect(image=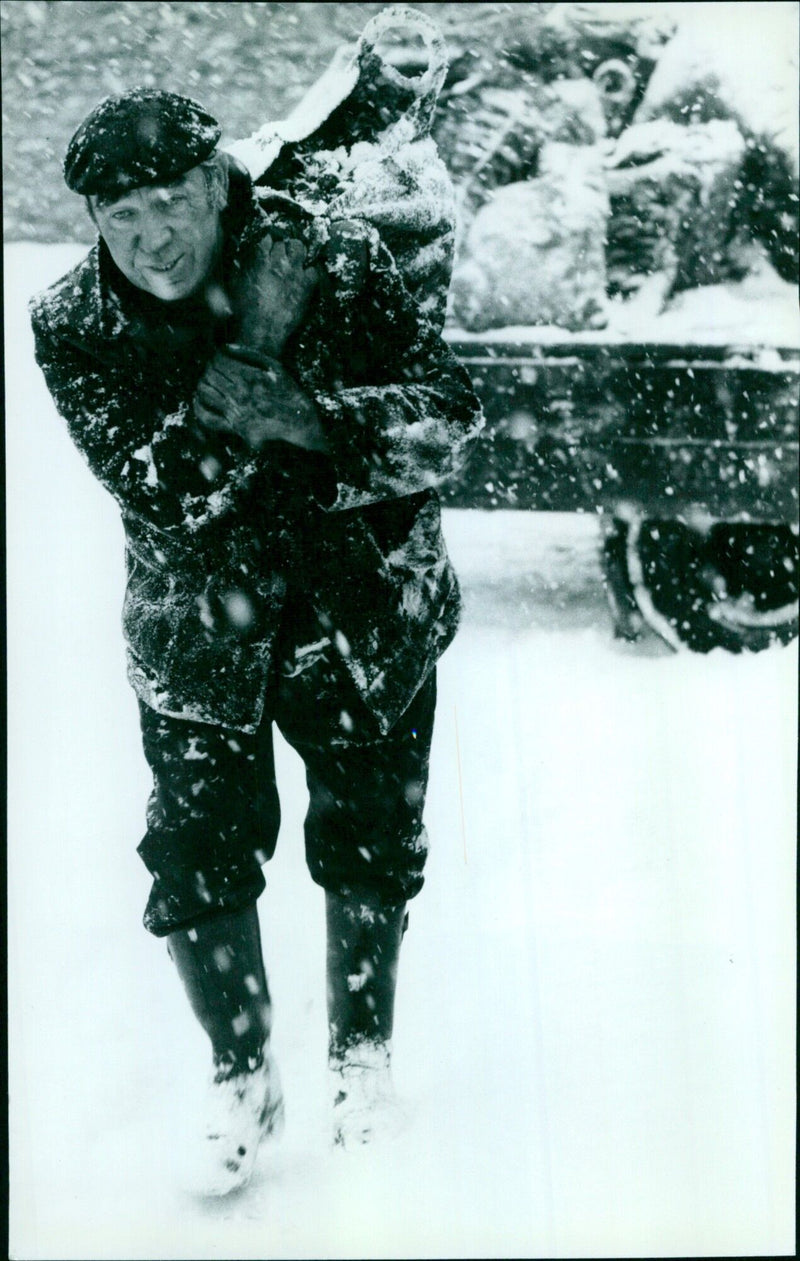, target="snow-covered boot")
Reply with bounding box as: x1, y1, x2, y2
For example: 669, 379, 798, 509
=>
167, 905, 284, 1194
187, 1045, 285, 1196
325, 888, 407, 1147
330, 1038, 406, 1148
